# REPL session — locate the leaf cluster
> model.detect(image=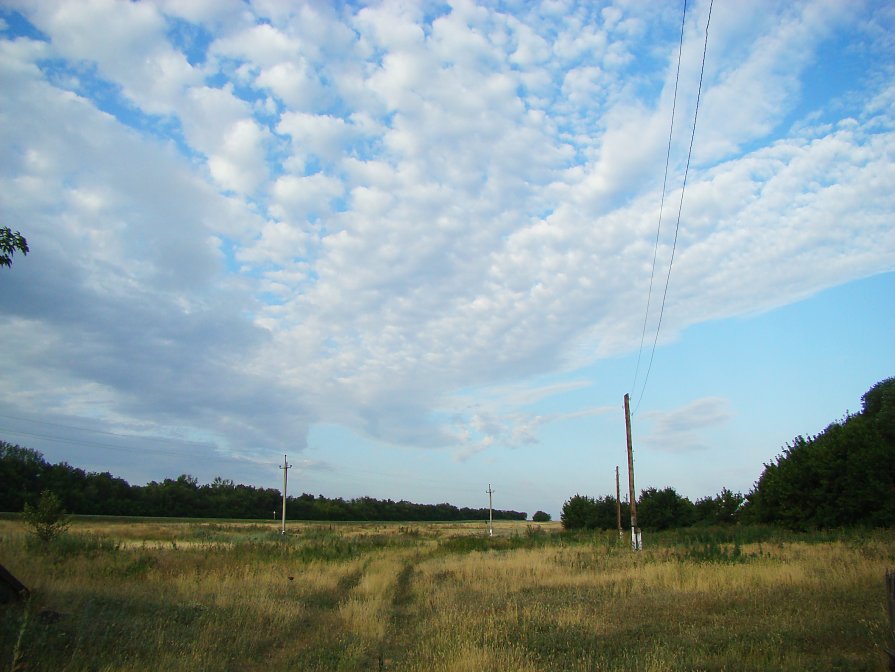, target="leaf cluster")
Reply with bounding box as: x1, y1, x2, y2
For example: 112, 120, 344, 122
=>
744, 377, 895, 529
0, 226, 28, 268
23, 489, 70, 542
